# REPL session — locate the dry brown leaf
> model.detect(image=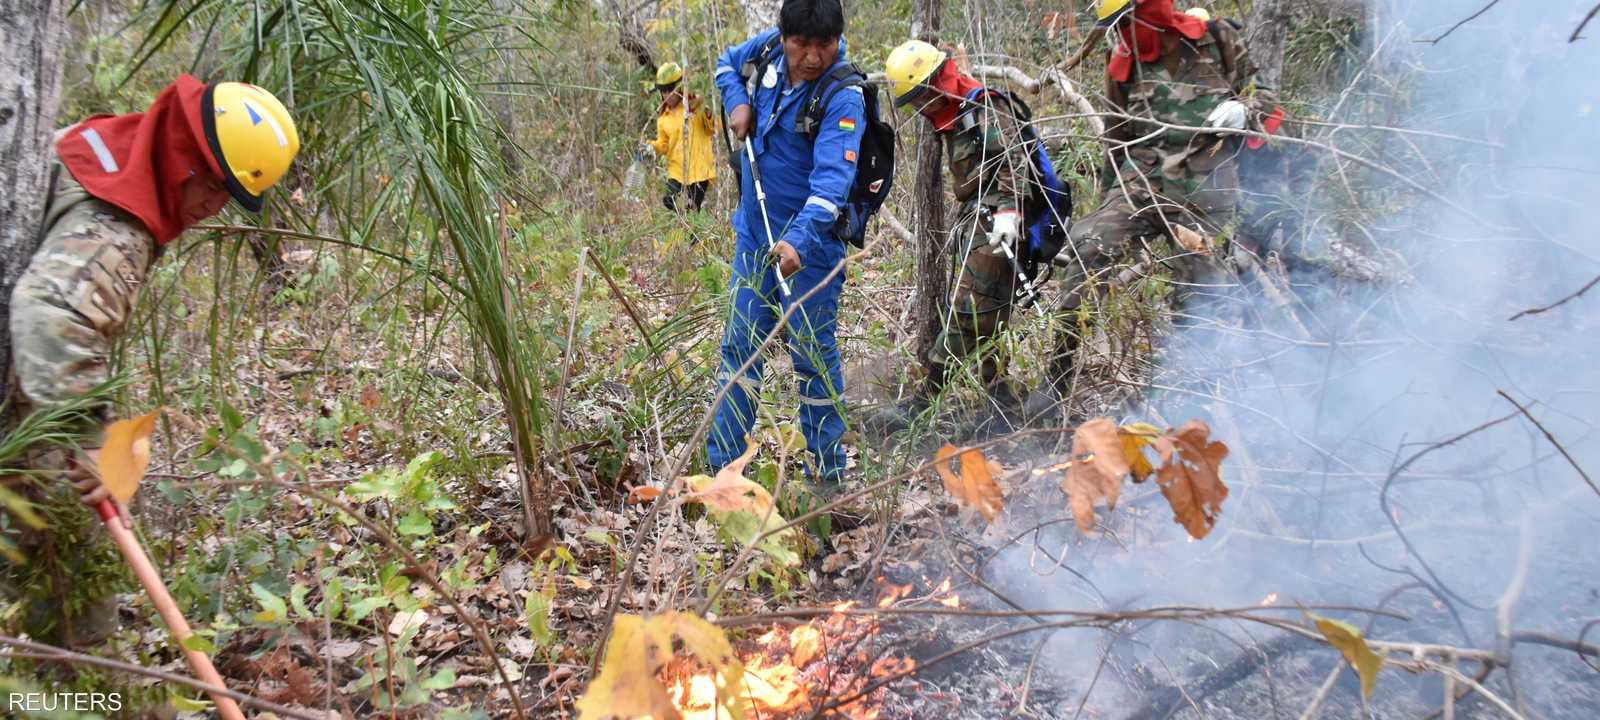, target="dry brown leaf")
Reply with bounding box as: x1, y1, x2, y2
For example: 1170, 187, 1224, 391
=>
96, 410, 162, 504
1173, 224, 1212, 255
1153, 420, 1230, 539
1061, 418, 1128, 532
358, 384, 382, 412
934, 443, 1004, 523
683, 442, 771, 514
